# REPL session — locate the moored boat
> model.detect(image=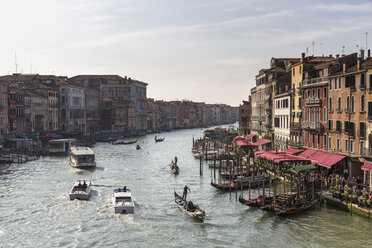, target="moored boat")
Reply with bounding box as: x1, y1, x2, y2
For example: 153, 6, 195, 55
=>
69, 180, 92, 200
112, 187, 135, 214
211, 174, 269, 191
69, 147, 96, 168
273, 198, 320, 216
112, 139, 137, 145
155, 136, 165, 142
239, 195, 273, 207
174, 191, 205, 219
